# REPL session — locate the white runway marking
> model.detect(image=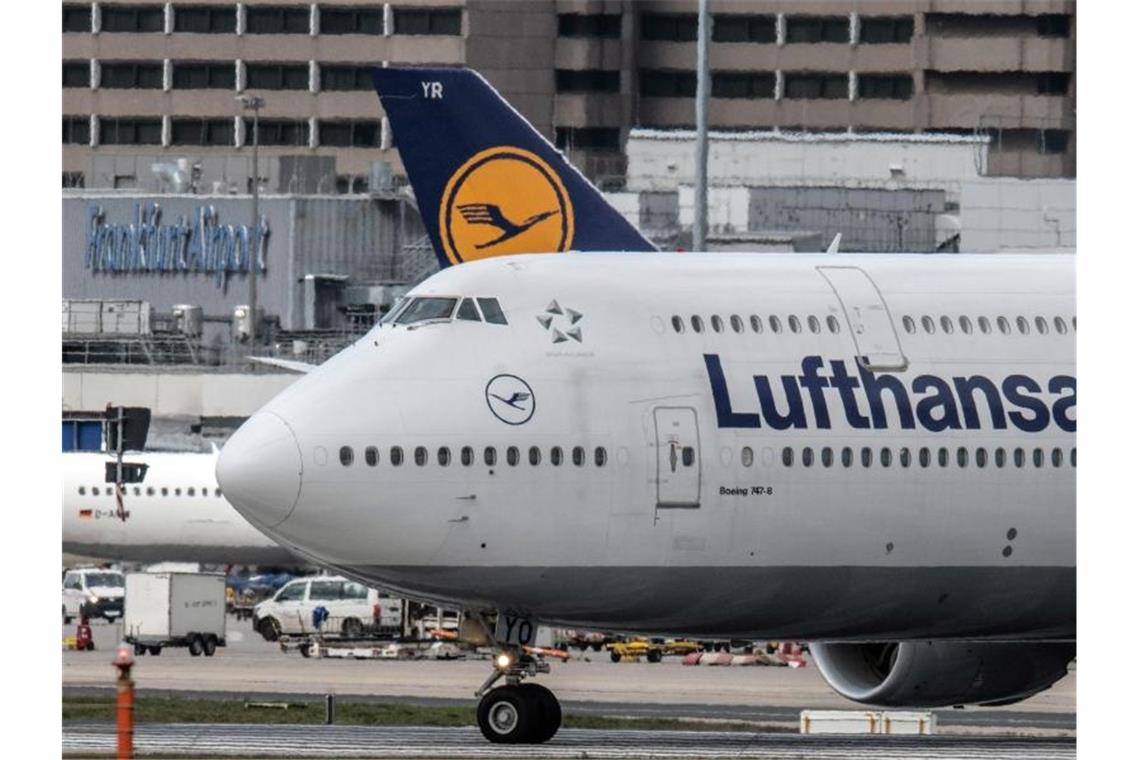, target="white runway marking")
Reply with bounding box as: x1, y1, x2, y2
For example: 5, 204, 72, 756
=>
63, 723, 1076, 759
